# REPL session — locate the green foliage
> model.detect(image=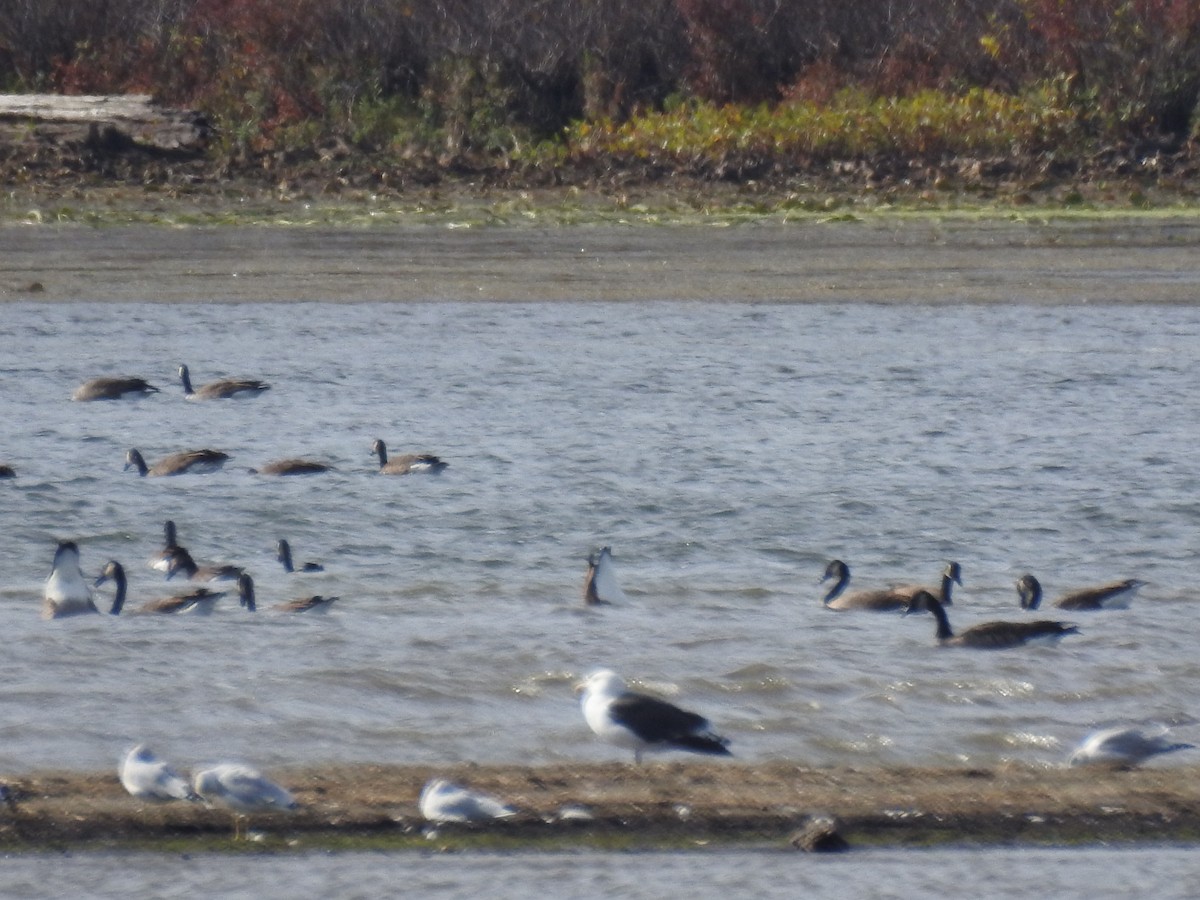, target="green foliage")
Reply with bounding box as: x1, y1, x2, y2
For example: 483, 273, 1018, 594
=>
562, 84, 1087, 174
